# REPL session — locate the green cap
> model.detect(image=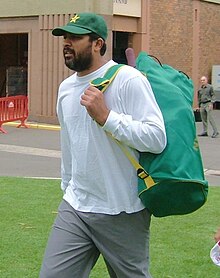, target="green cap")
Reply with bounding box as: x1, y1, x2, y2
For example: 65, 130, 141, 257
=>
52, 12, 108, 40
